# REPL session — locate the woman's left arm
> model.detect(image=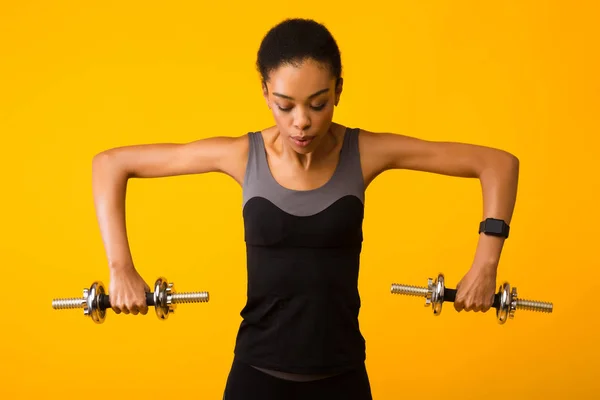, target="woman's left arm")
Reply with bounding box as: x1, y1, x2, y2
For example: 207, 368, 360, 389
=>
360, 129, 520, 312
